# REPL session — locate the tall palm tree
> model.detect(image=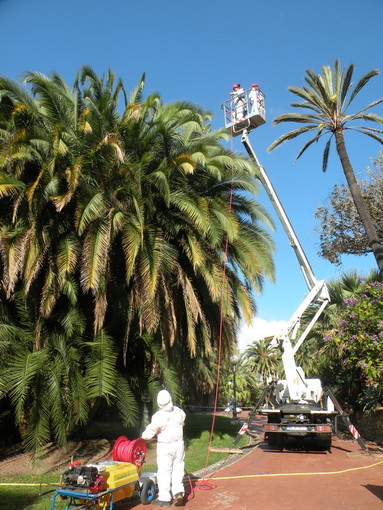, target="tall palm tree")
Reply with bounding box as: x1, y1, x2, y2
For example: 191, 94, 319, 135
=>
268, 60, 383, 273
